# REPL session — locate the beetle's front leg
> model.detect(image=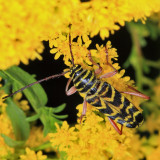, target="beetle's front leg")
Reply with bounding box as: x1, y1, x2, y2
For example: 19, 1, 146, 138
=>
65, 78, 77, 96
